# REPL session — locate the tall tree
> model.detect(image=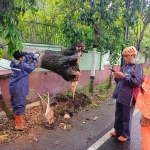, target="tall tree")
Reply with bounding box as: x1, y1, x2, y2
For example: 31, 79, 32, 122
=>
126, 0, 150, 51
135, 2, 150, 51
140, 24, 150, 63
0, 0, 37, 55
59, 0, 127, 91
